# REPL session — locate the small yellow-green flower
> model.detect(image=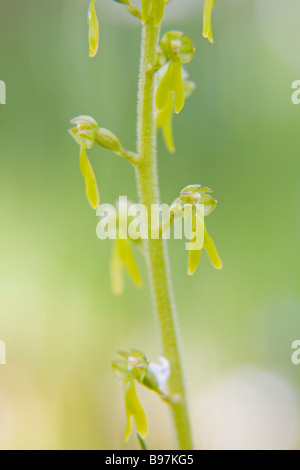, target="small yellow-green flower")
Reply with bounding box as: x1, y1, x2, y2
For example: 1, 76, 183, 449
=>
69, 116, 136, 208
142, 0, 165, 26
156, 32, 195, 114
203, 0, 215, 44
156, 67, 196, 153
113, 0, 142, 20
88, 0, 99, 58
